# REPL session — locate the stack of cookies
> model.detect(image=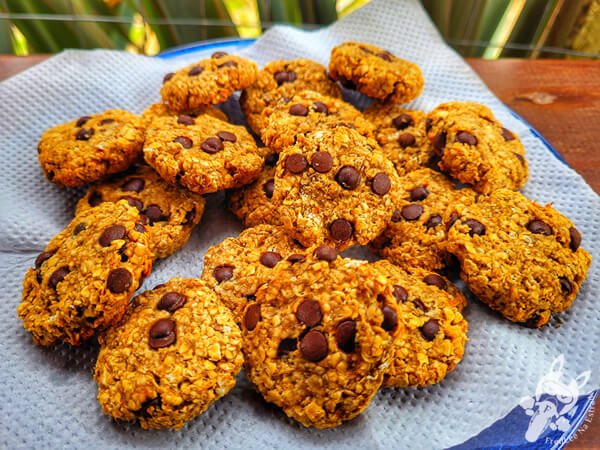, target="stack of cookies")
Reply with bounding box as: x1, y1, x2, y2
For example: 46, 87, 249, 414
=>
19, 41, 591, 431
